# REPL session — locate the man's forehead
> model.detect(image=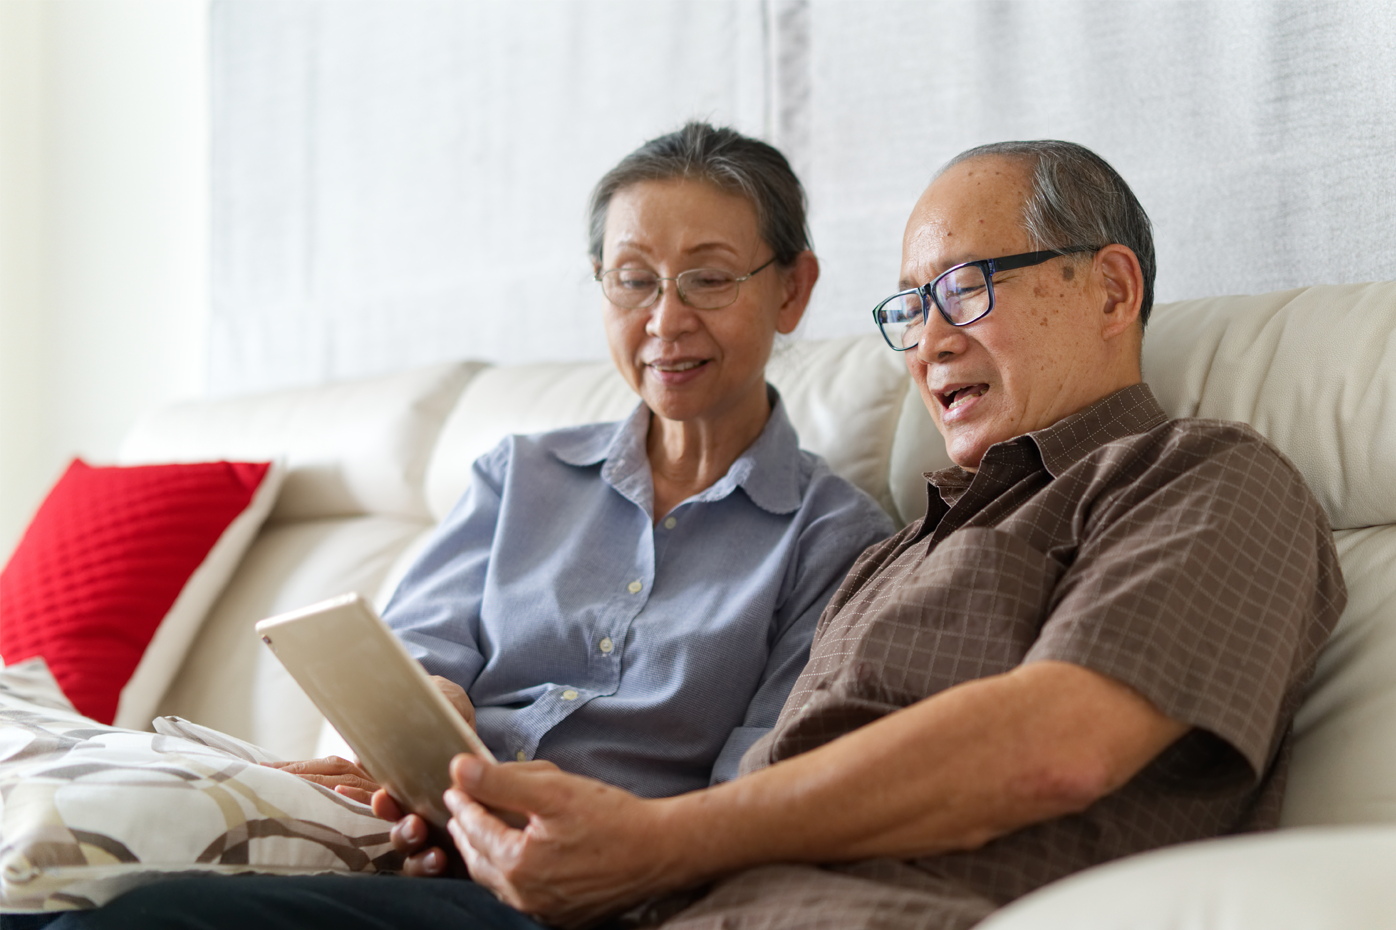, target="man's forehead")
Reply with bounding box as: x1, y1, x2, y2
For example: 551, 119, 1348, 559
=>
899, 156, 1032, 285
